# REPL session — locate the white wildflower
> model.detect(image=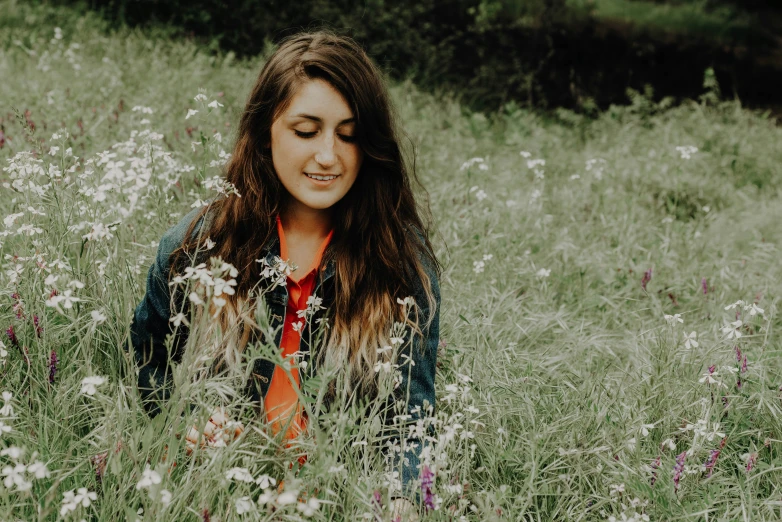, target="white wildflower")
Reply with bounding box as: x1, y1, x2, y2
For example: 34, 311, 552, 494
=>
159, 489, 172, 505
721, 320, 743, 339
536, 268, 551, 278
225, 467, 255, 483
297, 497, 321, 516
235, 496, 254, 514
80, 376, 106, 396
60, 488, 97, 516
277, 490, 298, 505
664, 313, 683, 326
0, 392, 13, 417
136, 465, 162, 490
255, 474, 276, 489
675, 145, 698, 160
